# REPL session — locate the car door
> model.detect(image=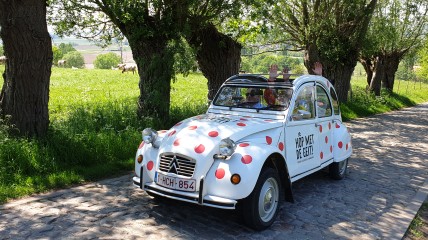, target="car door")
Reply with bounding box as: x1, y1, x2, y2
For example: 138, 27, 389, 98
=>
315, 84, 334, 165
286, 83, 319, 178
